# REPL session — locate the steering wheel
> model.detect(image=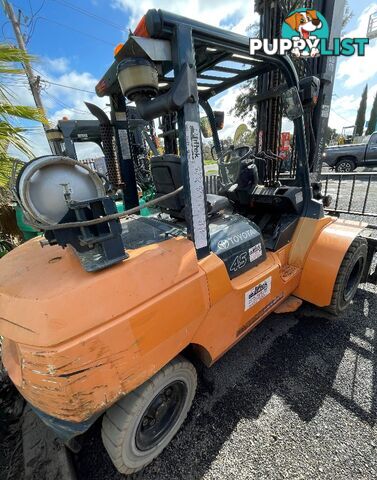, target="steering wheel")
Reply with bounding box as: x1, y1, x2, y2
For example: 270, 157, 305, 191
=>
216, 145, 253, 165
216, 145, 253, 190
